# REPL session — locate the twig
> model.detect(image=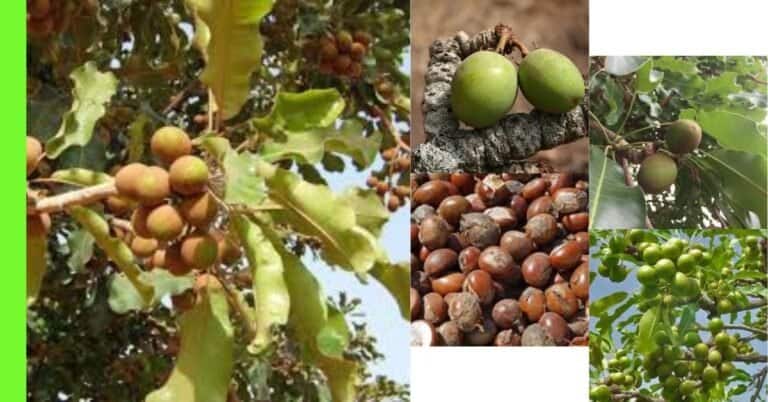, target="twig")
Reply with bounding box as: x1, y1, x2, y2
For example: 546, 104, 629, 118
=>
724, 324, 768, 337
369, 104, 411, 152
29, 182, 117, 214
750, 366, 767, 402
734, 353, 767, 364
617, 92, 637, 134
109, 218, 134, 234
162, 80, 199, 114
211, 267, 257, 341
